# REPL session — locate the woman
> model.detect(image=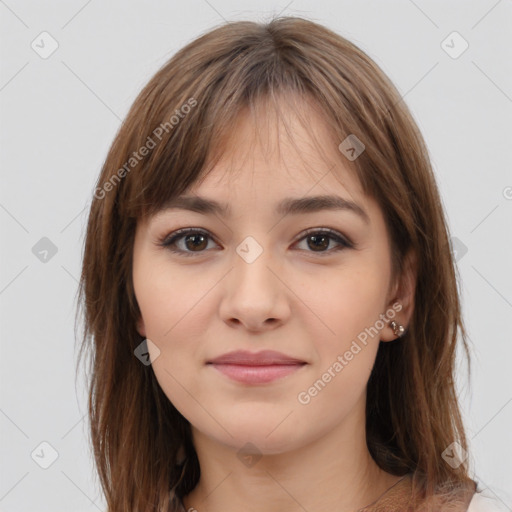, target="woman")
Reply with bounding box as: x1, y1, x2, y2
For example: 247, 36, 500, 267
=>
77, 16, 504, 512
